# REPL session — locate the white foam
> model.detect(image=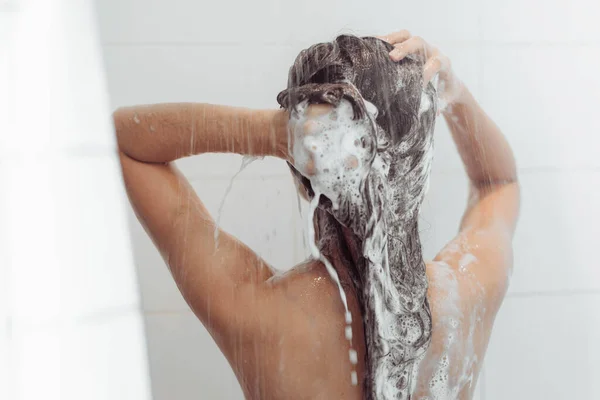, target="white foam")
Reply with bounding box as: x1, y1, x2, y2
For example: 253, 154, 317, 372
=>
419, 91, 432, 115
459, 253, 477, 272
290, 100, 376, 210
